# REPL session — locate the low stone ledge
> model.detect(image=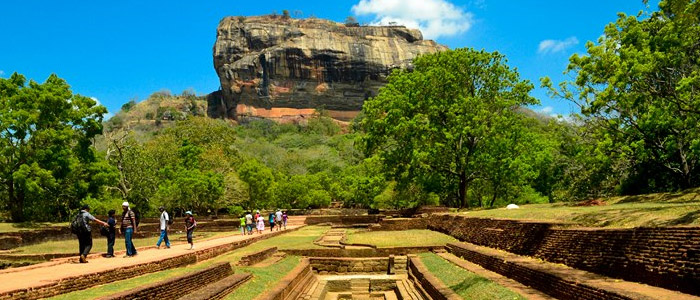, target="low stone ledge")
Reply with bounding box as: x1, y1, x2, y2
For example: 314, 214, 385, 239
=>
408, 256, 461, 300
258, 258, 312, 300
183, 272, 252, 300
309, 257, 390, 274
98, 262, 232, 300
446, 242, 699, 300
284, 246, 443, 257
237, 247, 278, 266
